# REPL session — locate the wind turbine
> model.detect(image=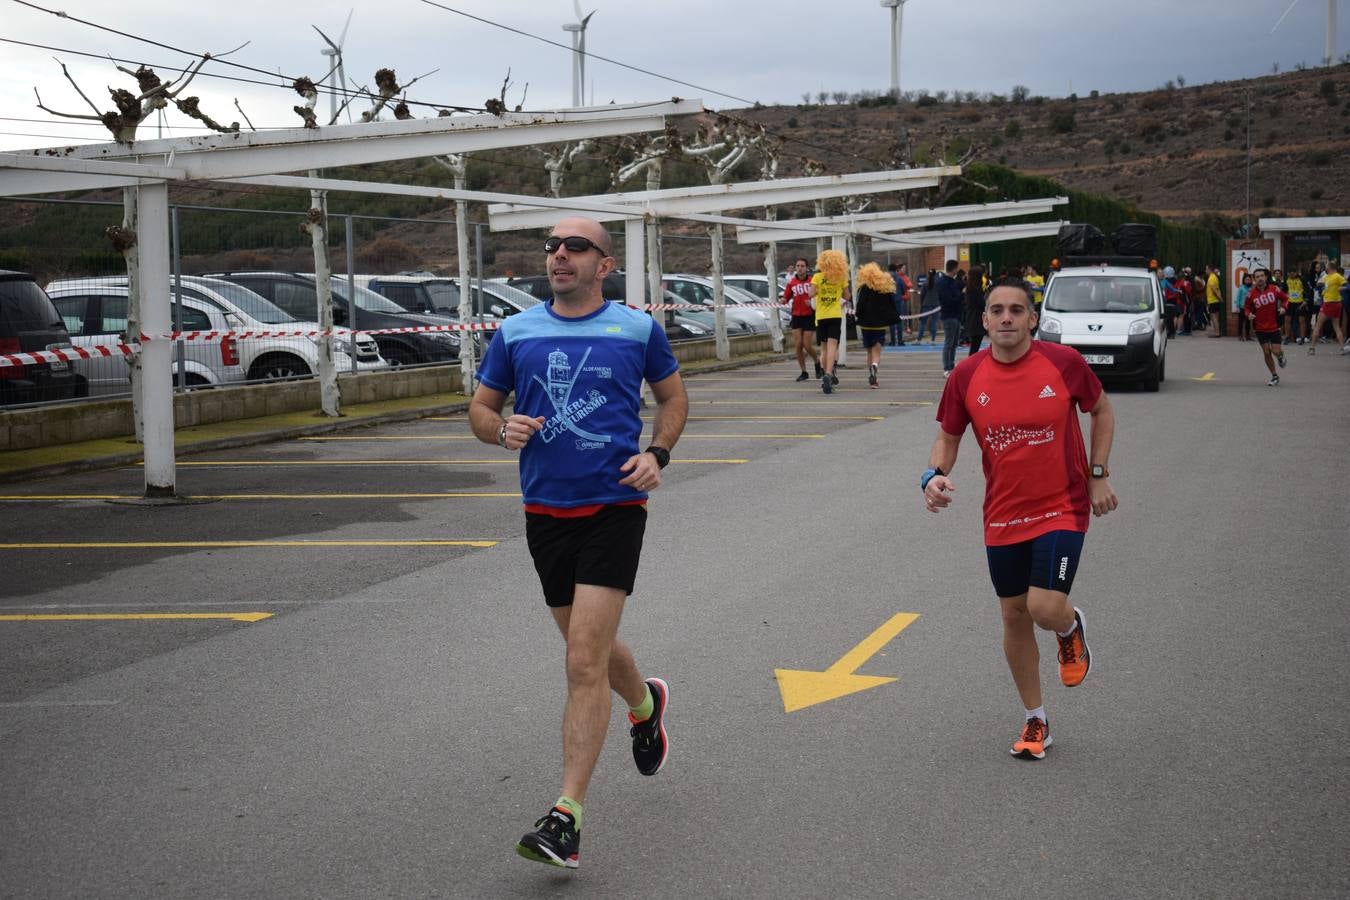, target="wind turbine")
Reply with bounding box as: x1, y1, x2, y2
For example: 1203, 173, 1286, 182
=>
880, 0, 910, 97
1272, 0, 1340, 67
562, 1, 596, 107
315, 8, 354, 124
